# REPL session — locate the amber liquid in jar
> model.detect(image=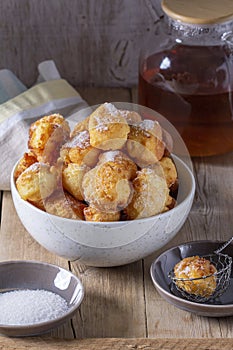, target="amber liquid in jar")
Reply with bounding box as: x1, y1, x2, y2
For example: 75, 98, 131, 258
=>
138, 45, 233, 156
